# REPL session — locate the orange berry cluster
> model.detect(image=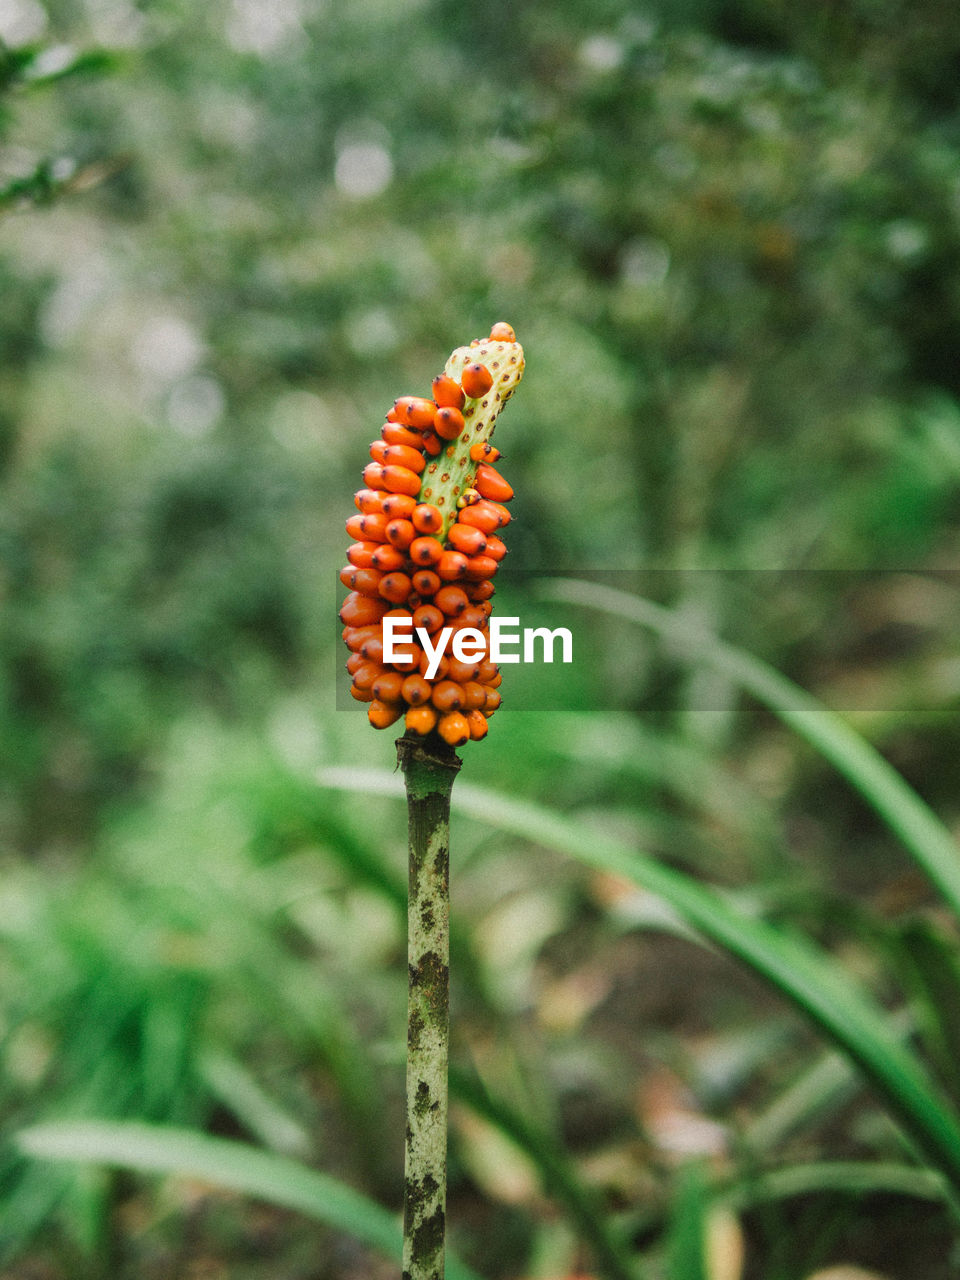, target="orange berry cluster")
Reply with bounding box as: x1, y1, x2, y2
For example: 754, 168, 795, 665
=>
340, 322, 524, 749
